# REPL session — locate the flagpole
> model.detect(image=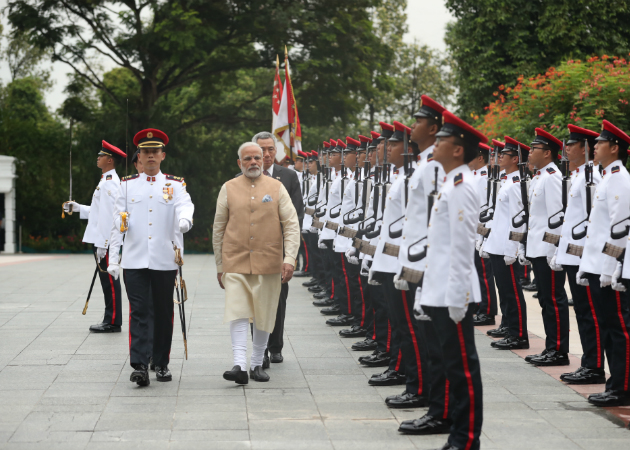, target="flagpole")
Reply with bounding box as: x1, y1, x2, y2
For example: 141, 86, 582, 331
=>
285, 46, 293, 164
